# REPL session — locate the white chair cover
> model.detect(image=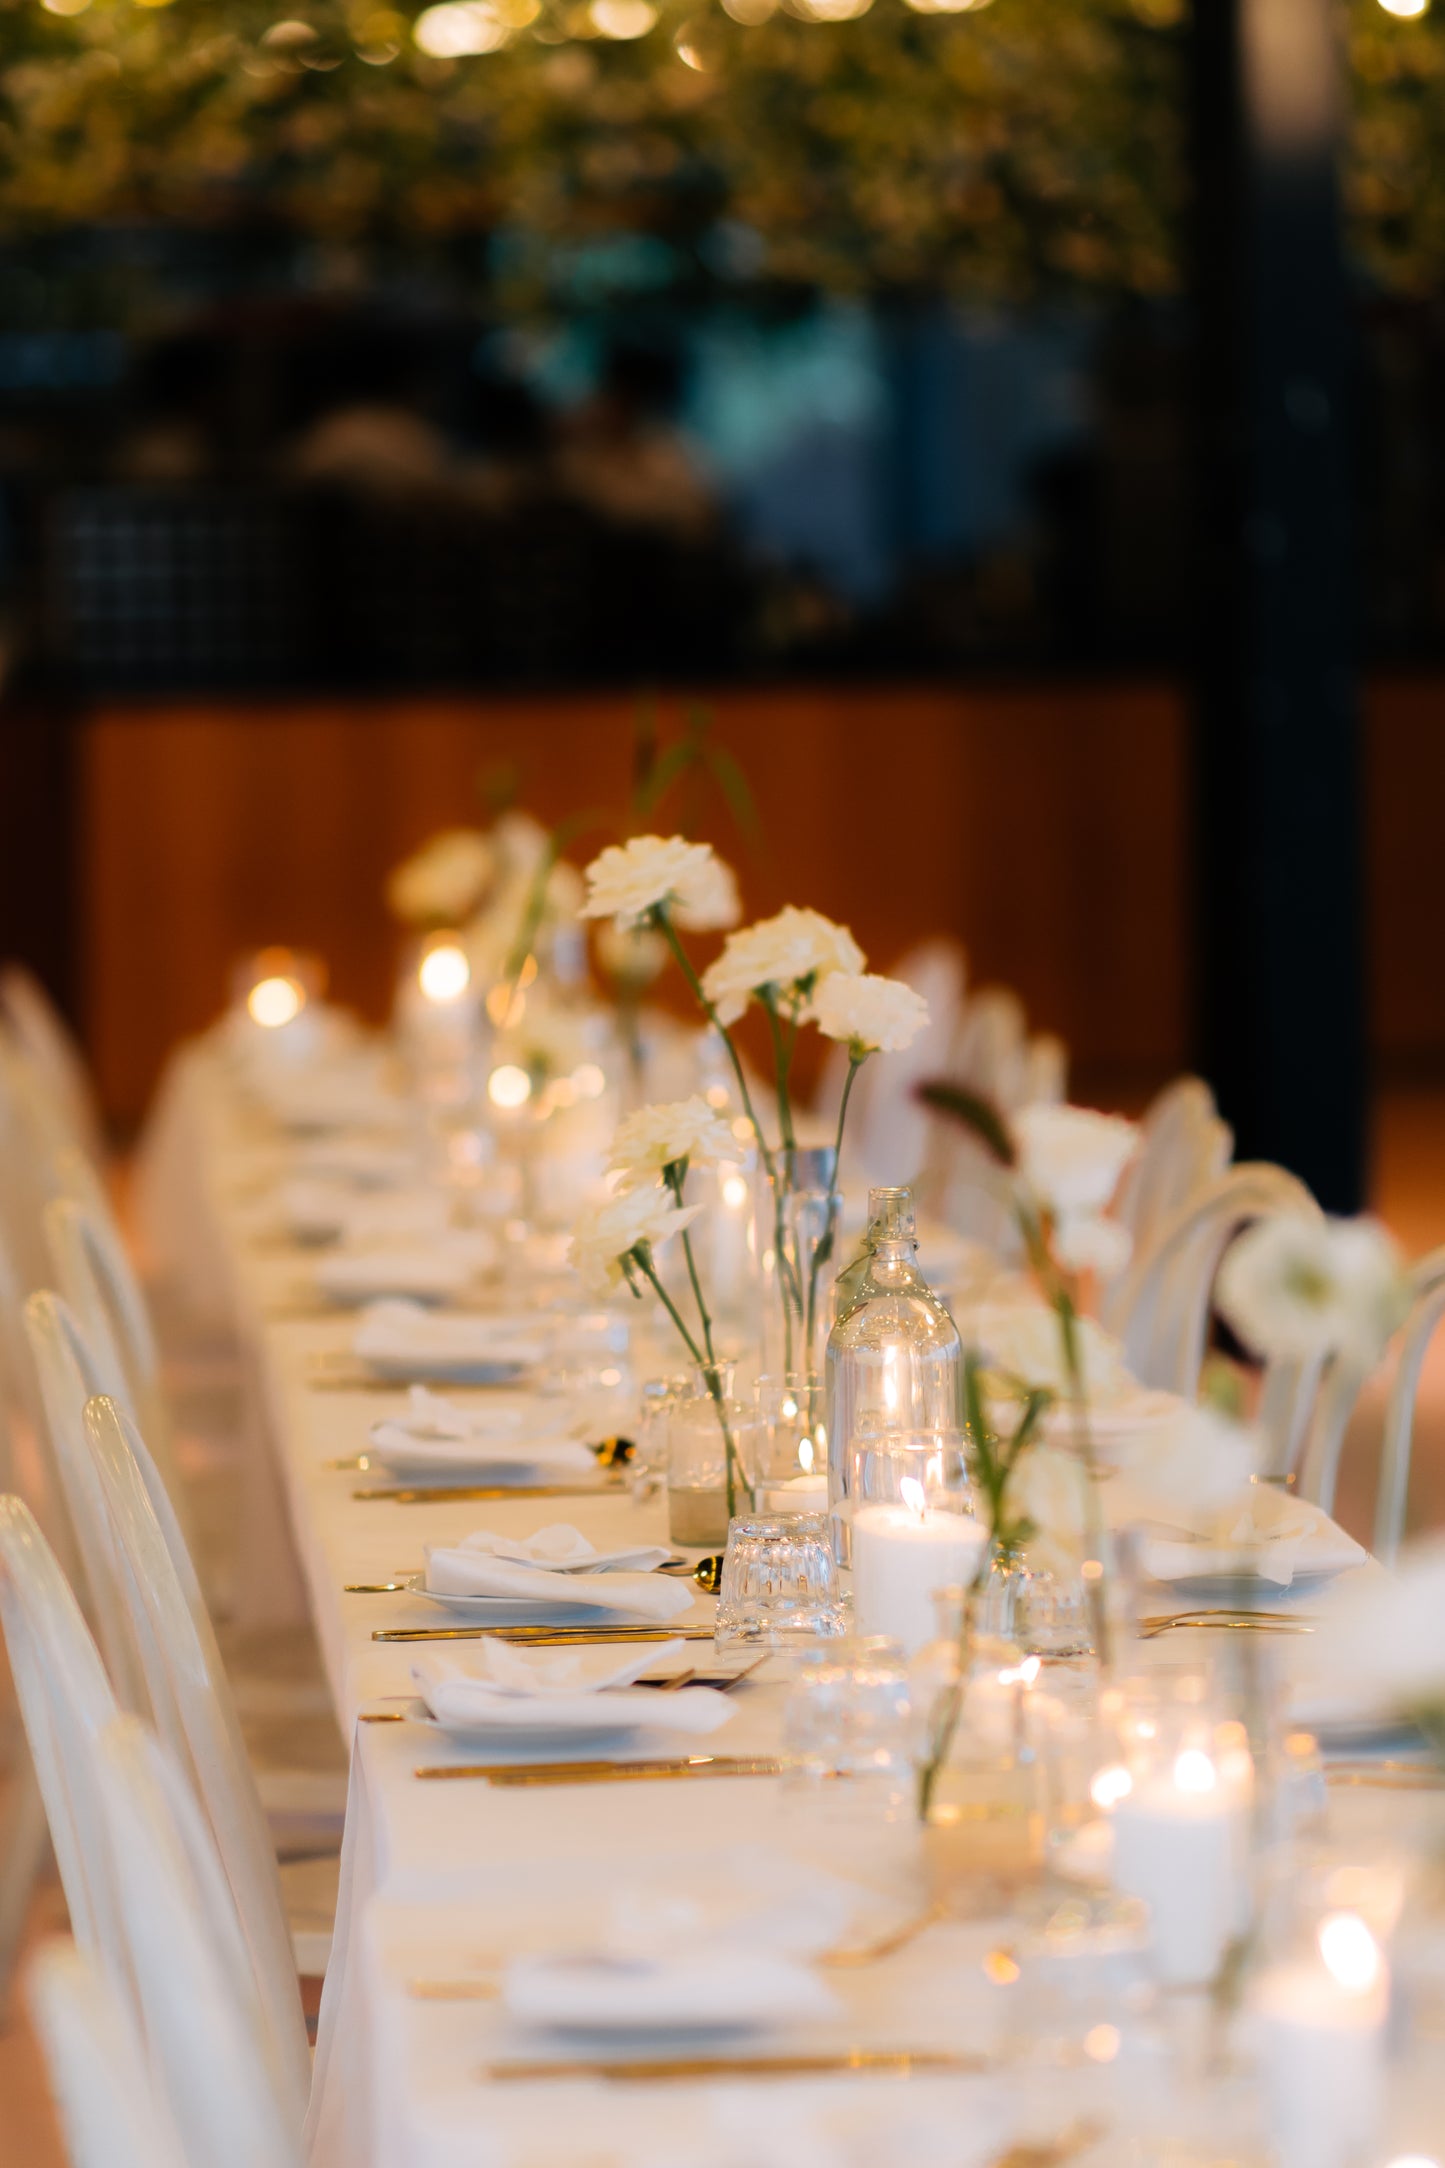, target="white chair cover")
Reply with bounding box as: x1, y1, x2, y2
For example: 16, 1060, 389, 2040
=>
1102, 1077, 1232, 1332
